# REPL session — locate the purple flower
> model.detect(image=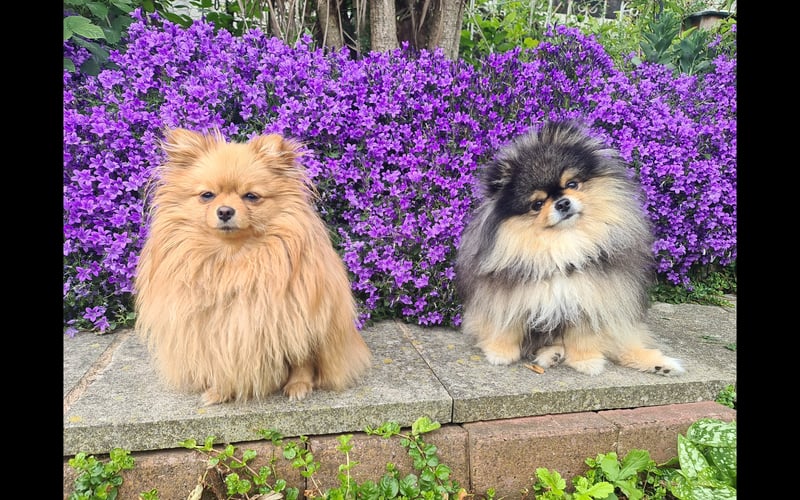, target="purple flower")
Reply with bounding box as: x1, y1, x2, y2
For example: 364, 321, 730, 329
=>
63, 11, 736, 332
83, 306, 106, 322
